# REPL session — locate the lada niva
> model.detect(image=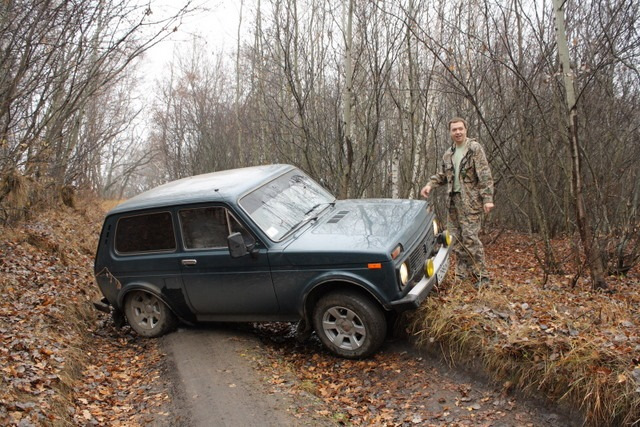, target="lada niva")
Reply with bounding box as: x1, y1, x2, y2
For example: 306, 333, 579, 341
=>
94, 164, 451, 358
